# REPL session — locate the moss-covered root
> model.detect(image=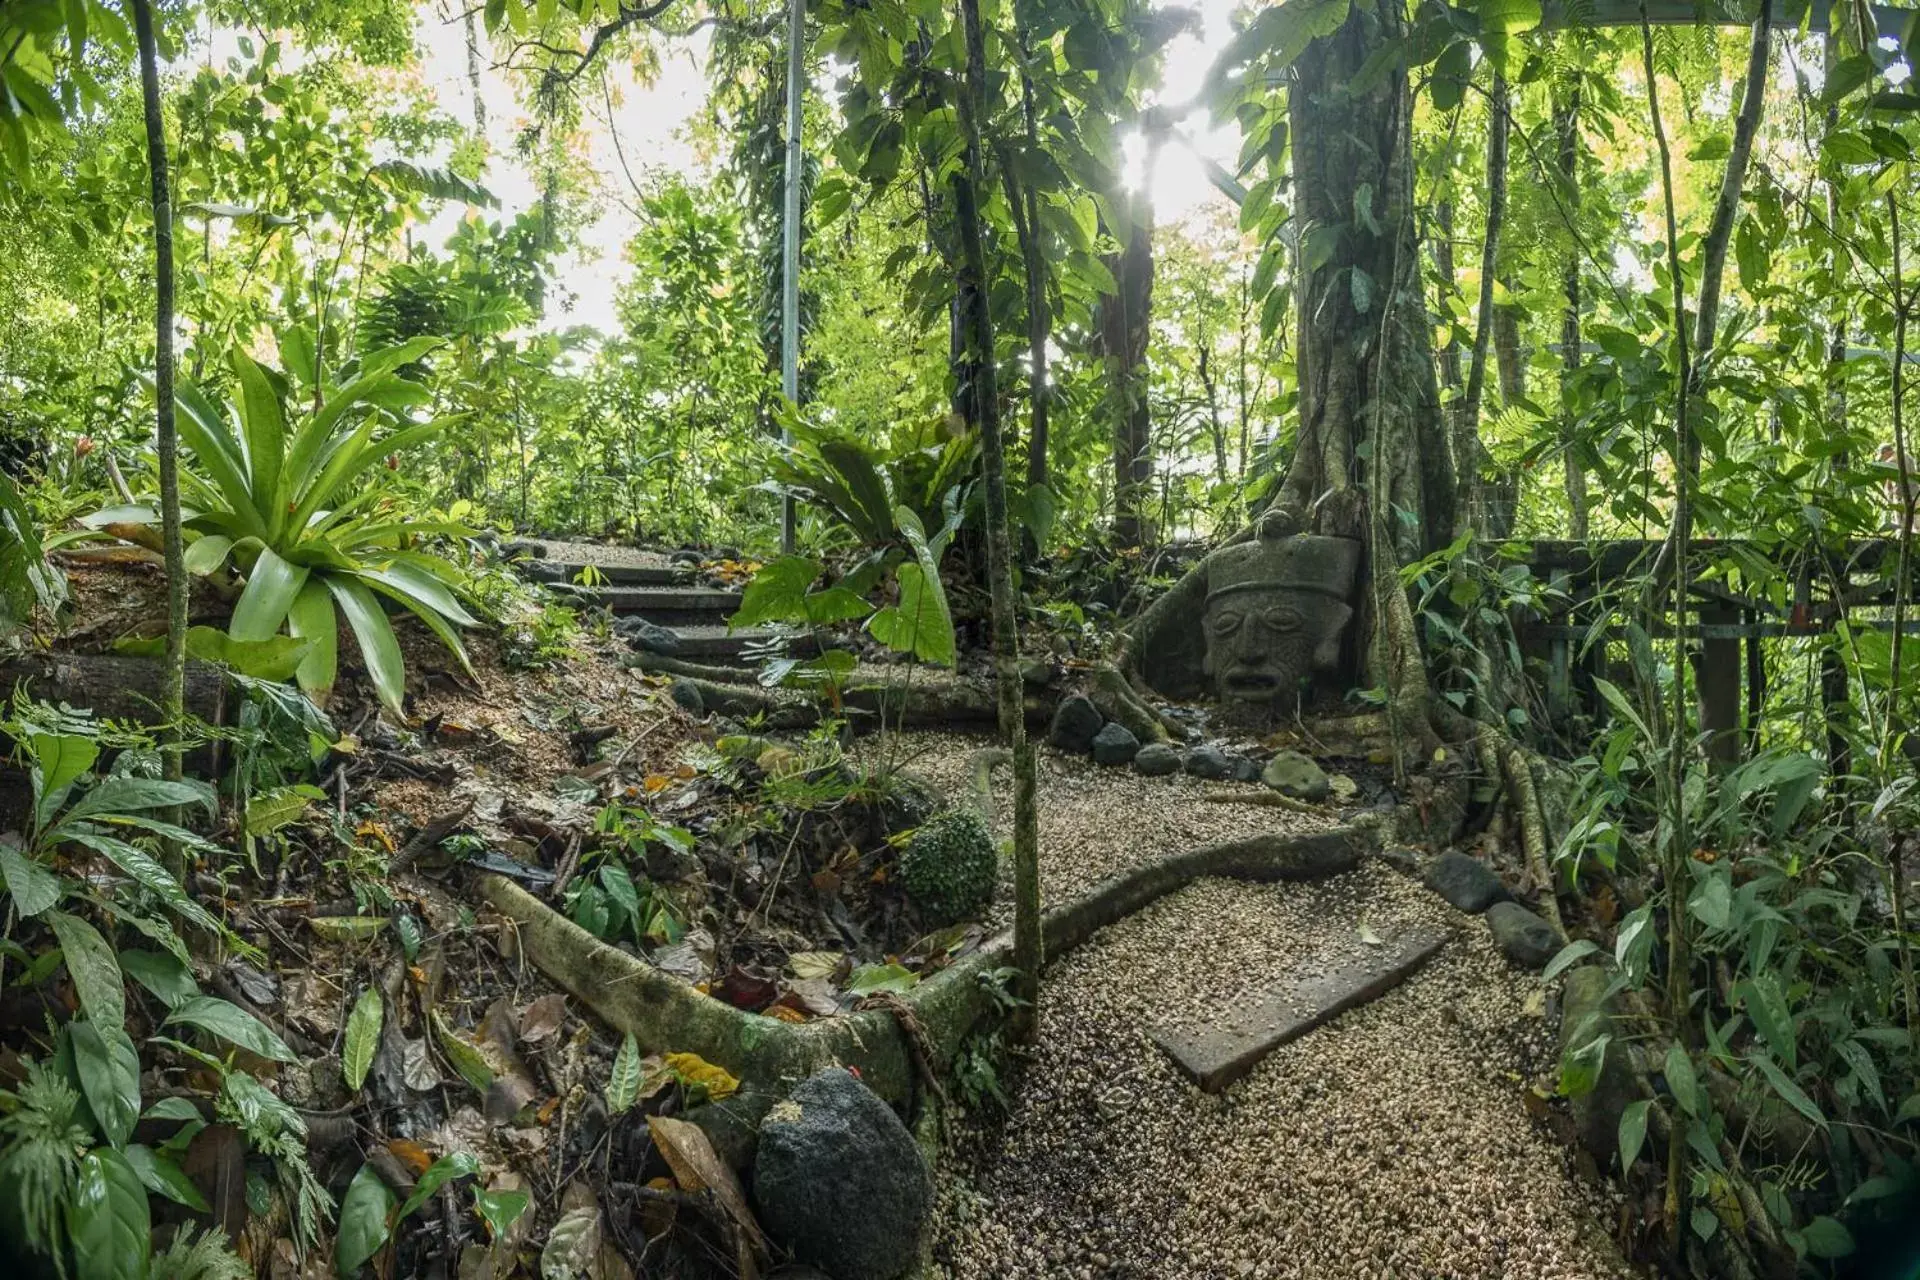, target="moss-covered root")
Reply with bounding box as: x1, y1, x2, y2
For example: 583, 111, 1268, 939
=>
1087, 663, 1175, 744
473, 873, 1005, 1110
